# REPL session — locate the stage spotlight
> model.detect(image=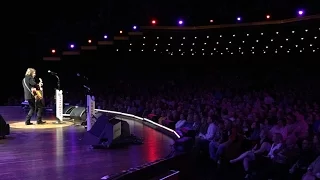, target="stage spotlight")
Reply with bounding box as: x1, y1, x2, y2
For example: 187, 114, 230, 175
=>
151, 20, 157, 25
88, 39, 92, 43
70, 44, 74, 49
120, 30, 123, 34
237, 17, 241, 21
298, 10, 304, 16
104, 35, 108, 39
266, 15, 271, 19
178, 20, 183, 25
51, 49, 56, 53
133, 25, 137, 30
